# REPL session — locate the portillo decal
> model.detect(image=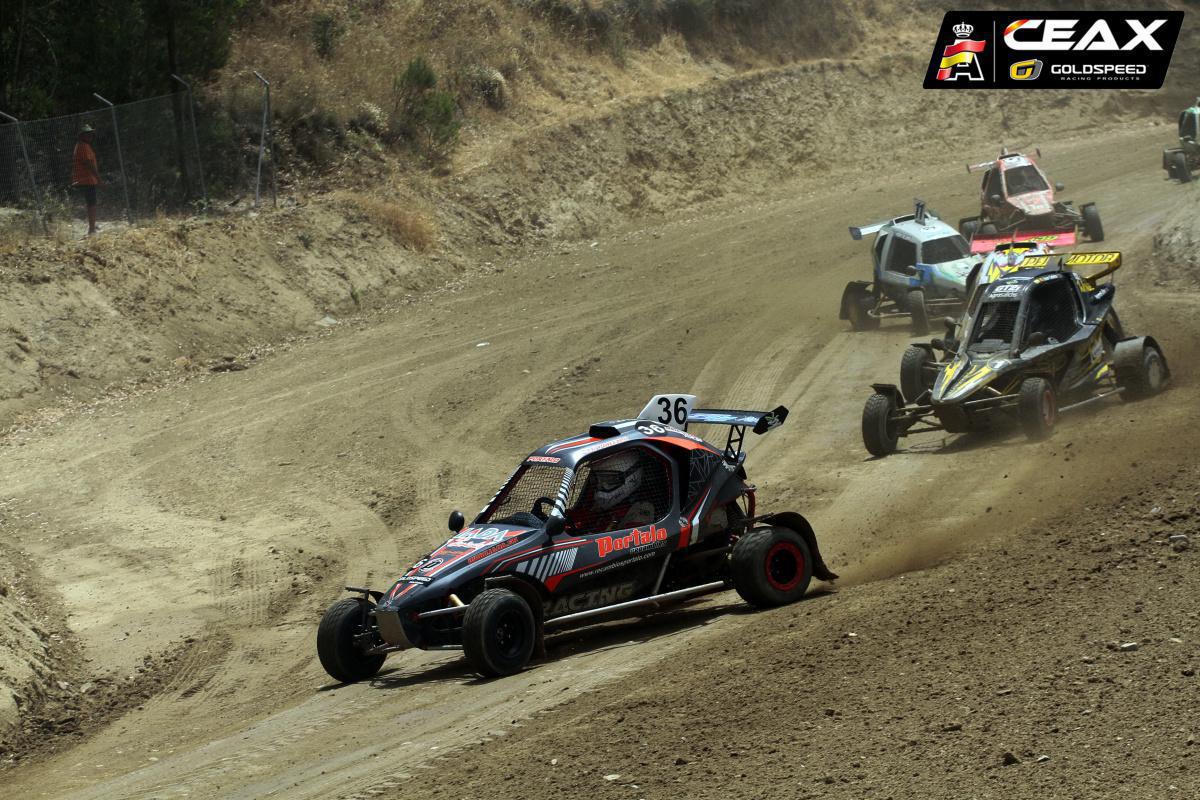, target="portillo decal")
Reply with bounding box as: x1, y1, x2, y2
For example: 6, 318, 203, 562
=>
924, 10, 1183, 89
